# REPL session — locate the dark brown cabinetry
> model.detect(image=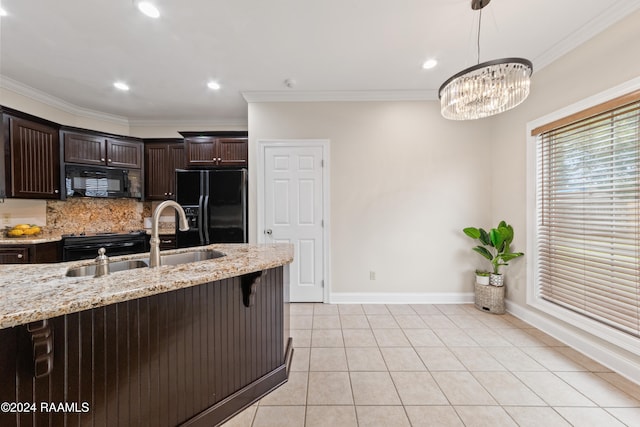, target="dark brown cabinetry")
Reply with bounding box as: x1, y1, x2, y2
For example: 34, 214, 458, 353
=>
144, 141, 185, 200
0, 246, 29, 264
63, 131, 143, 169
0, 241, 61, 264
0, 266, 289, 427
159, 234, 177, 250
1, 115, 61, 199
185, 136, 248, 167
